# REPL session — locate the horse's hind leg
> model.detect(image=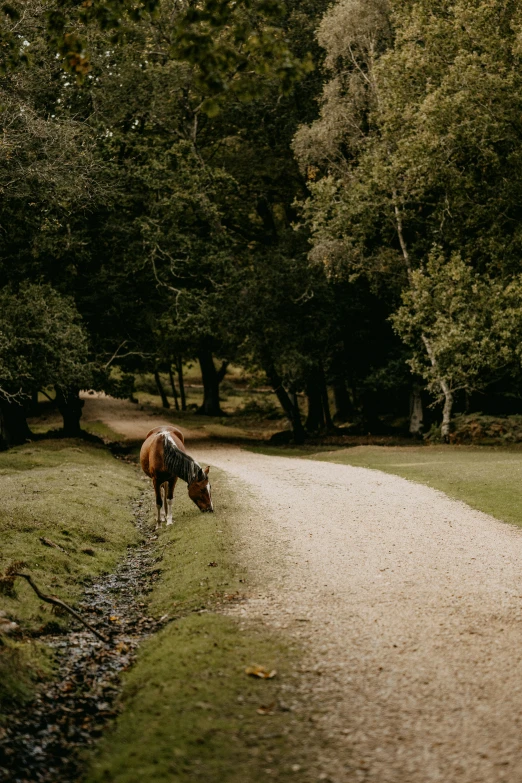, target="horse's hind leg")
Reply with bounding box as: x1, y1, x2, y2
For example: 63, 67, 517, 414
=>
166, 477, 177, 525
153, 476, 163, 528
